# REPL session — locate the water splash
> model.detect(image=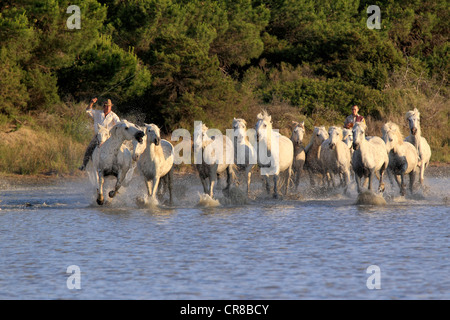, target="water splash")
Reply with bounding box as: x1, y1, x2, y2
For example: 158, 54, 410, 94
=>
196, 193, 221, 207
356, 190, 387, 205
